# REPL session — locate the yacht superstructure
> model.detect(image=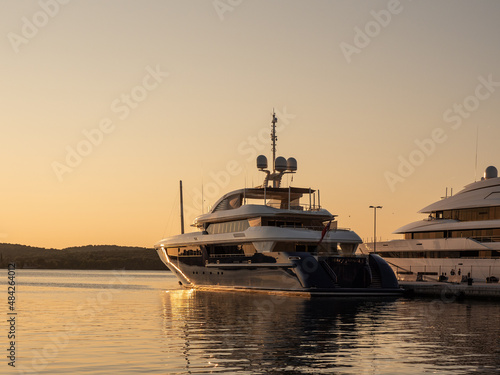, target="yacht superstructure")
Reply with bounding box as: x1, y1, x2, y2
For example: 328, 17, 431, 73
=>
154, 113, 401, 295
361, 166, 500, 283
